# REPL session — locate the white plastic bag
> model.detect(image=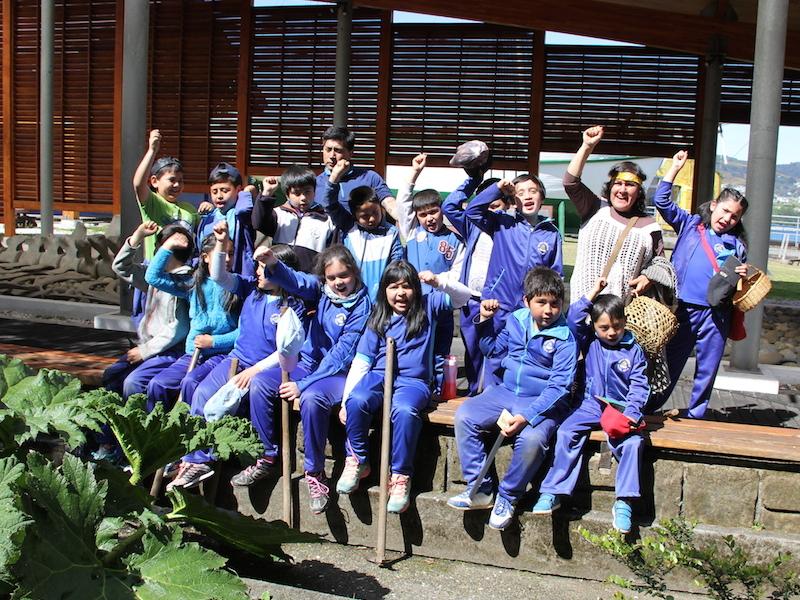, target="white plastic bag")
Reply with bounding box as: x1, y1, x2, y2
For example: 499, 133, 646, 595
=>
276, 307, 305, 372
203, 380, 247, 421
